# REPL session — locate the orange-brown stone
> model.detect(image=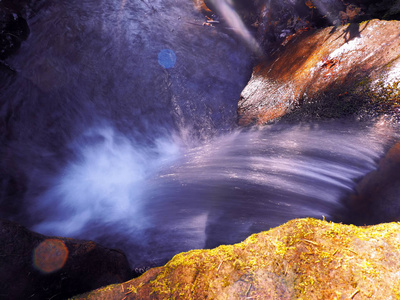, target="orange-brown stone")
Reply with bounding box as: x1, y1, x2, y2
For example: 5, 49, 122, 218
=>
238, 19, 400, 125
